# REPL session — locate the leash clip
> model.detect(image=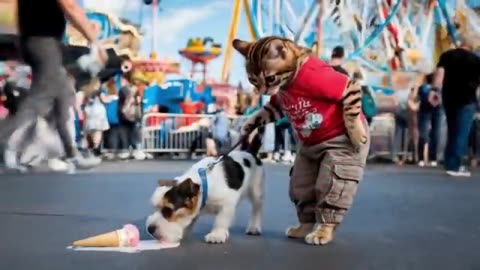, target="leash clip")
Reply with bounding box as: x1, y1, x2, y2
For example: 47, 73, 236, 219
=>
207, 156, 223, 171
